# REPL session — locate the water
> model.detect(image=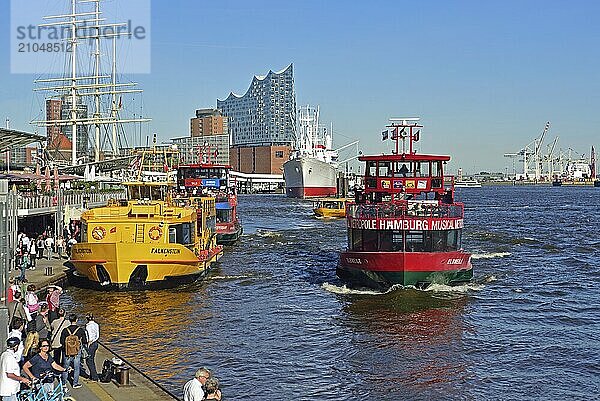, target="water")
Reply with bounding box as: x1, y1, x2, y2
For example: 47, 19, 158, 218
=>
64, 187, 600, 400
